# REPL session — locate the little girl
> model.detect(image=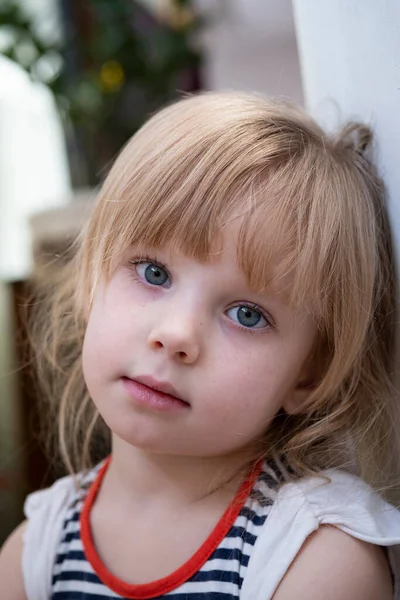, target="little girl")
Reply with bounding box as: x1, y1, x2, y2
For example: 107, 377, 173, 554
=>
2, 91, 400, 599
